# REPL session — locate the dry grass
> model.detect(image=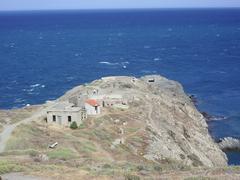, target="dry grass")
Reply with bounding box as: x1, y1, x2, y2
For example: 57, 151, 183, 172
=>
1, 154, 240, 179
2, 107, 240, 179
0, 105, 41, 124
